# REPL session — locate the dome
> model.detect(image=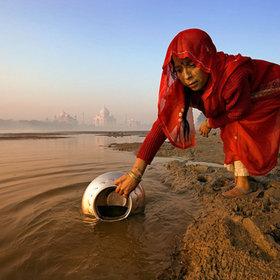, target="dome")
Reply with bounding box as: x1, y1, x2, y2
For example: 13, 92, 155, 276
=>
100, 107, 110, 117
